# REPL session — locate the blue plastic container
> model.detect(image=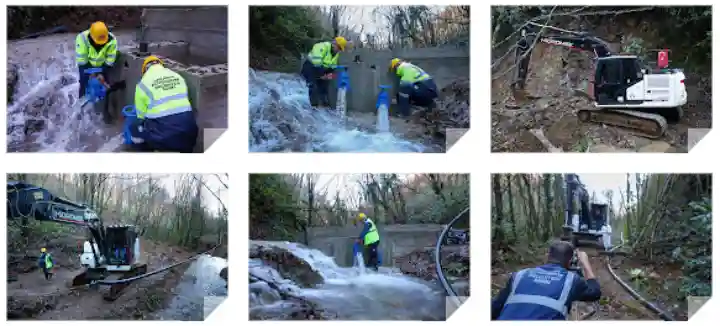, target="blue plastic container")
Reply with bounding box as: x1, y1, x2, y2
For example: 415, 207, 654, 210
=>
376, 85, 392, 109
122, 105, 137, 145
336, 65, 350, 90
83, 67, 107, 103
